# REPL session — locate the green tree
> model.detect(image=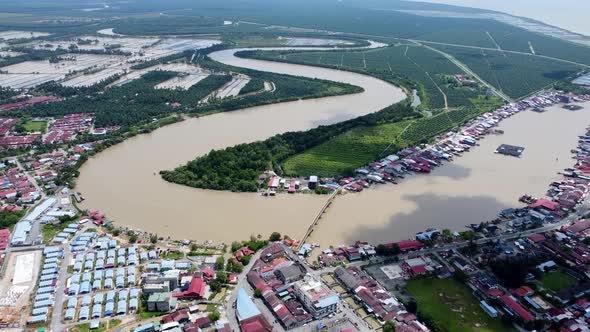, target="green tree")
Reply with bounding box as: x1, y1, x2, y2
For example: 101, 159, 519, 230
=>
231, 262, 244, 273
441, 229, 453, 243
254, 288, 262, 298
150, 234, 158, 244
231, 241, 242, 252
215, 256, 225, 270
216, 271, 228, 284
129, 234, 137, 244
269, 232, 281, 242
383, 321, 396, 332
208, 311, 221, 322
241, 255, 251, 266
209, 280, 222, 293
